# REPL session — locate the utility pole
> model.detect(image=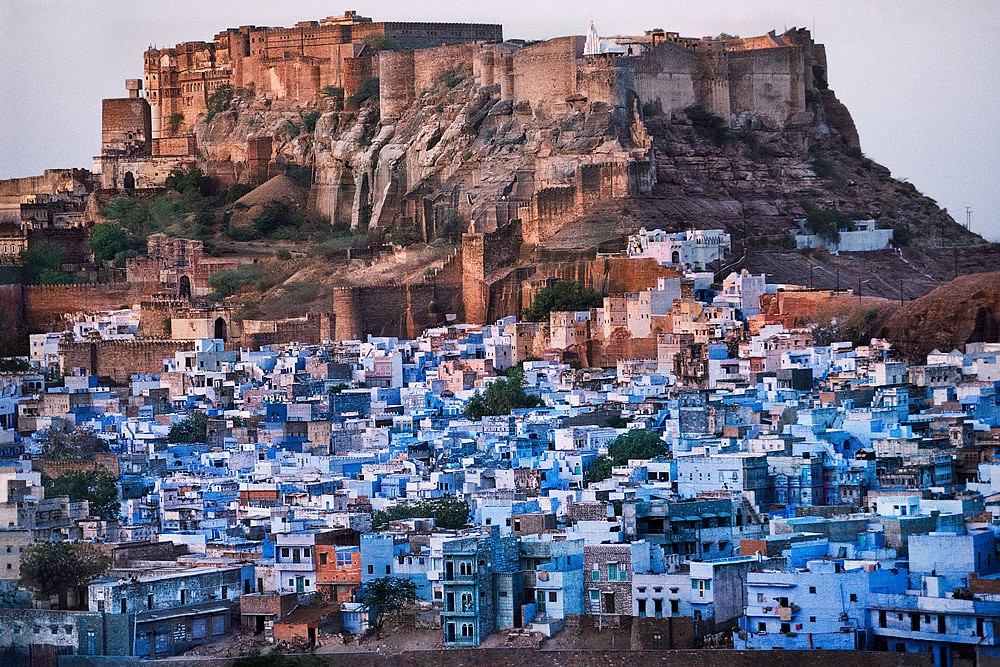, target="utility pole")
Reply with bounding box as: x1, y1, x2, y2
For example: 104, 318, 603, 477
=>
809, 262, 814, 290
898, 279, 904, 305
857, 277, 862, 304
965, 207, 972, 230
835, 266, 840, 292
954, 247, 959, 280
